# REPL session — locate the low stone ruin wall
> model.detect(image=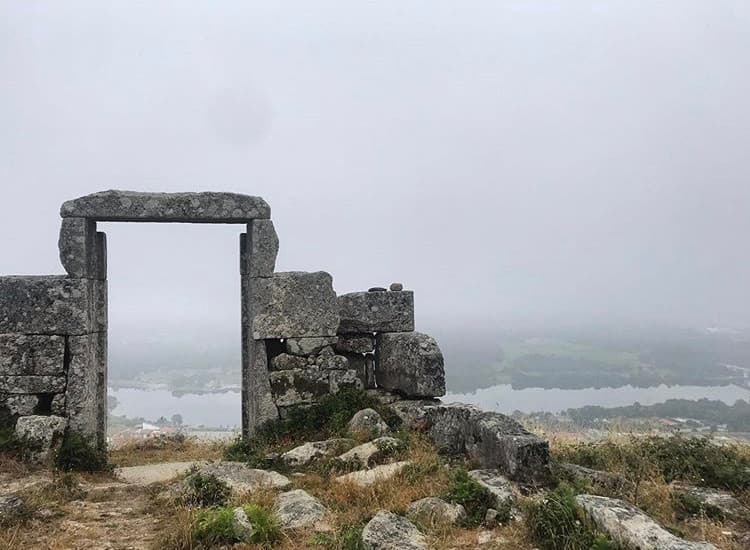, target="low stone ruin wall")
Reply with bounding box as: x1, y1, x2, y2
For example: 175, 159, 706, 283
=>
0, 190, 549, 483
